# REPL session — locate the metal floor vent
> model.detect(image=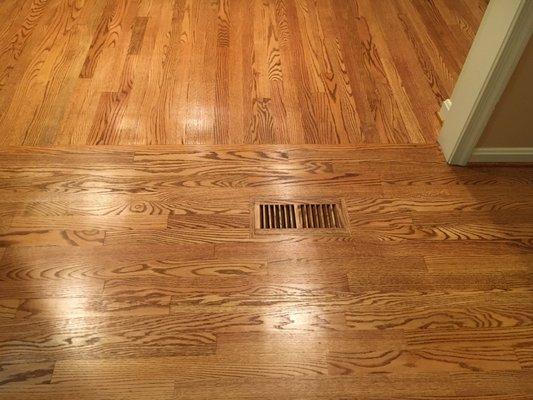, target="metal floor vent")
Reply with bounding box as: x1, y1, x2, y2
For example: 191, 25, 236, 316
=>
253, 200, 348, 234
